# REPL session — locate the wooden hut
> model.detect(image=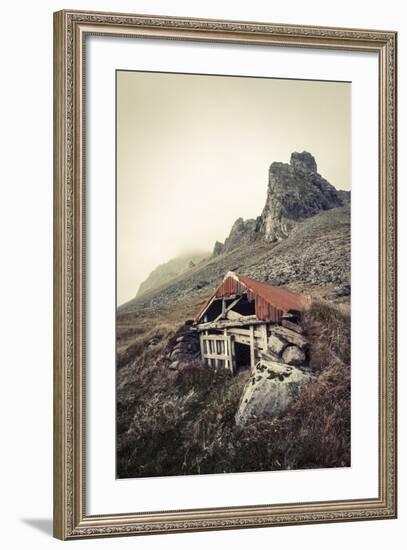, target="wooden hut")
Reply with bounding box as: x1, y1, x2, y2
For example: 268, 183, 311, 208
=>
194, 271, 309, 373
